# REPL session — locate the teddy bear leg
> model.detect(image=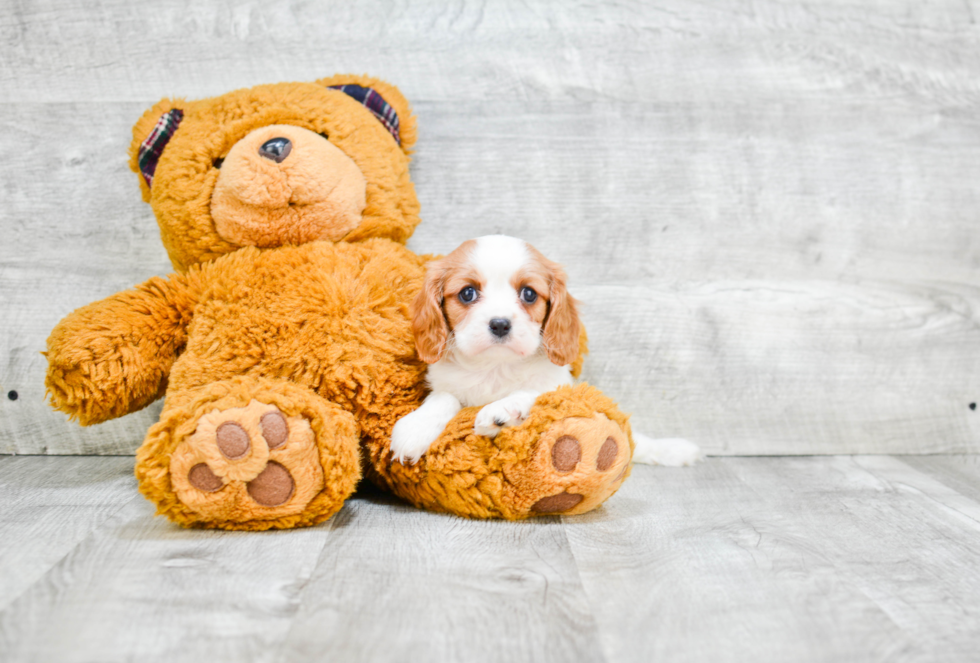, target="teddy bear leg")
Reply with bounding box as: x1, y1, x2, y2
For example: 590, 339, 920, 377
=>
135, 377, 361, 530
500, 408, 632, 517
379, 383, 633, 520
